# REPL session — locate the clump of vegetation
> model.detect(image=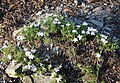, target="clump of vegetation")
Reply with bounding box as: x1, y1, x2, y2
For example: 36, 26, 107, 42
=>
0, 14, 119, 83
